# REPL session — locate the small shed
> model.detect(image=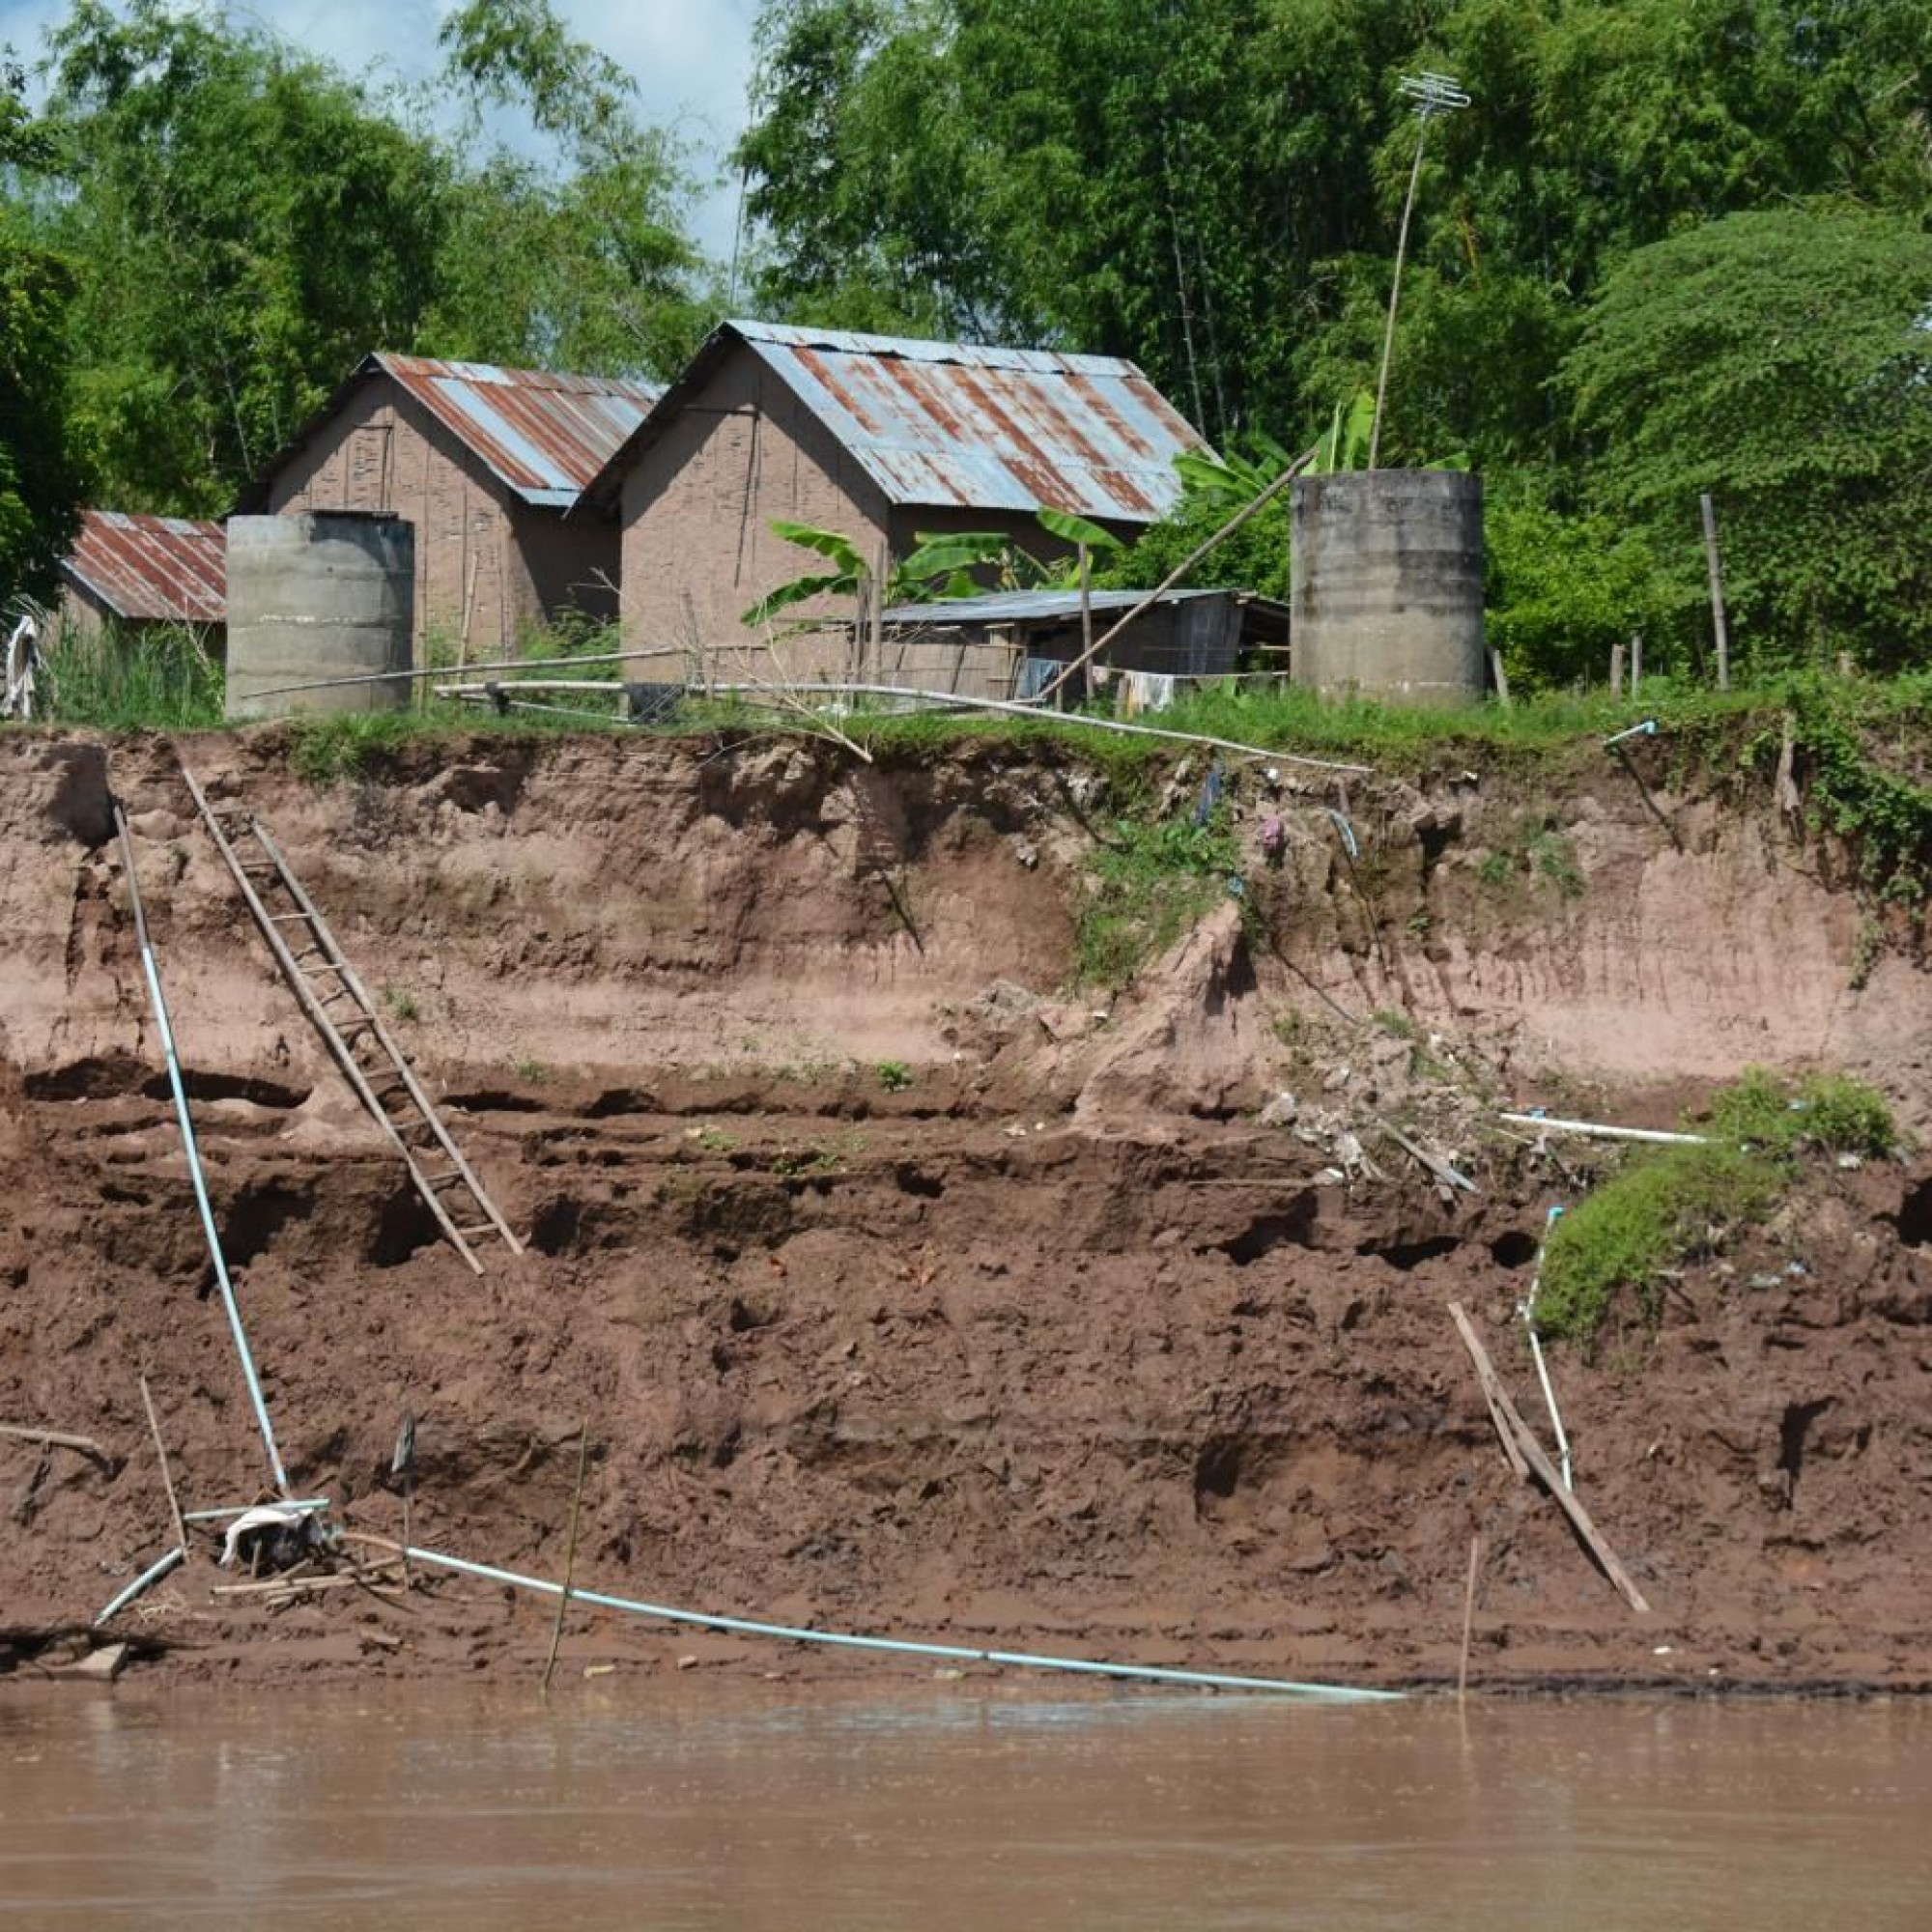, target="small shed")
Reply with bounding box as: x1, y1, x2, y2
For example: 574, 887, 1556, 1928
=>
57, 510, 227, 643
236, 355, 660, 657
869, 587, 1291, 703
580, 321, 1207, 677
